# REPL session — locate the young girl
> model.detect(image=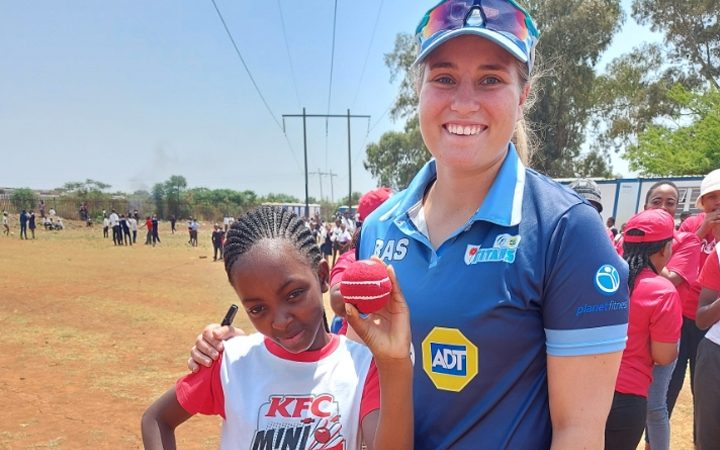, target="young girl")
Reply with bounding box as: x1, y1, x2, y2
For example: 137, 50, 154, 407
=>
141, 206, 413, 450
605, 209, 682, 450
